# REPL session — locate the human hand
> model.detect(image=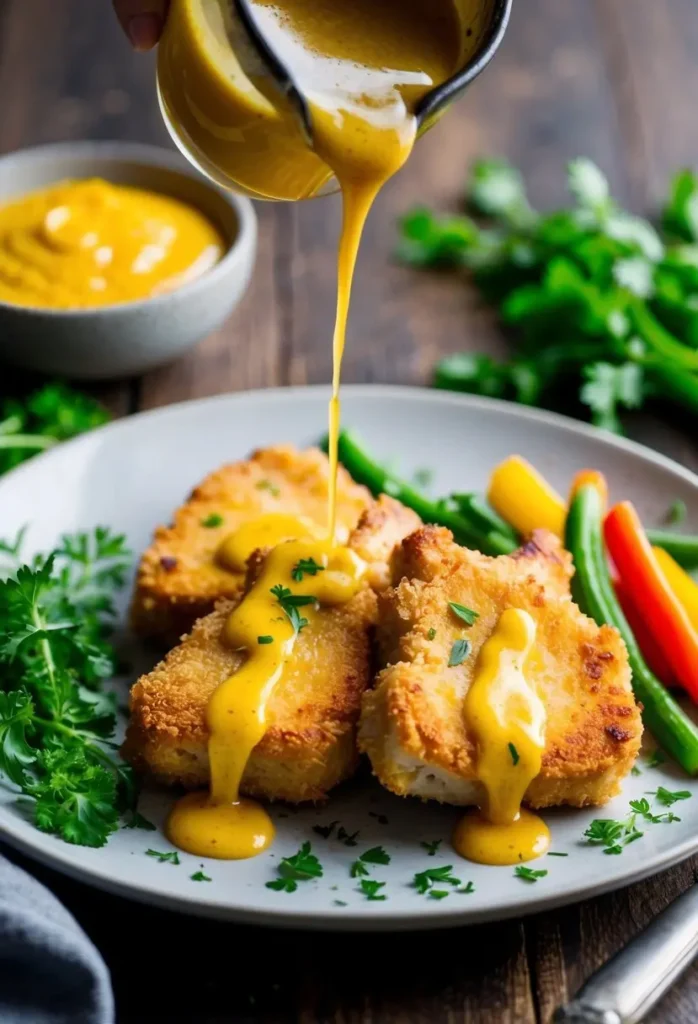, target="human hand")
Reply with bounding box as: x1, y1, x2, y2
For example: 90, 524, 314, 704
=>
112, 0, 170, 50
